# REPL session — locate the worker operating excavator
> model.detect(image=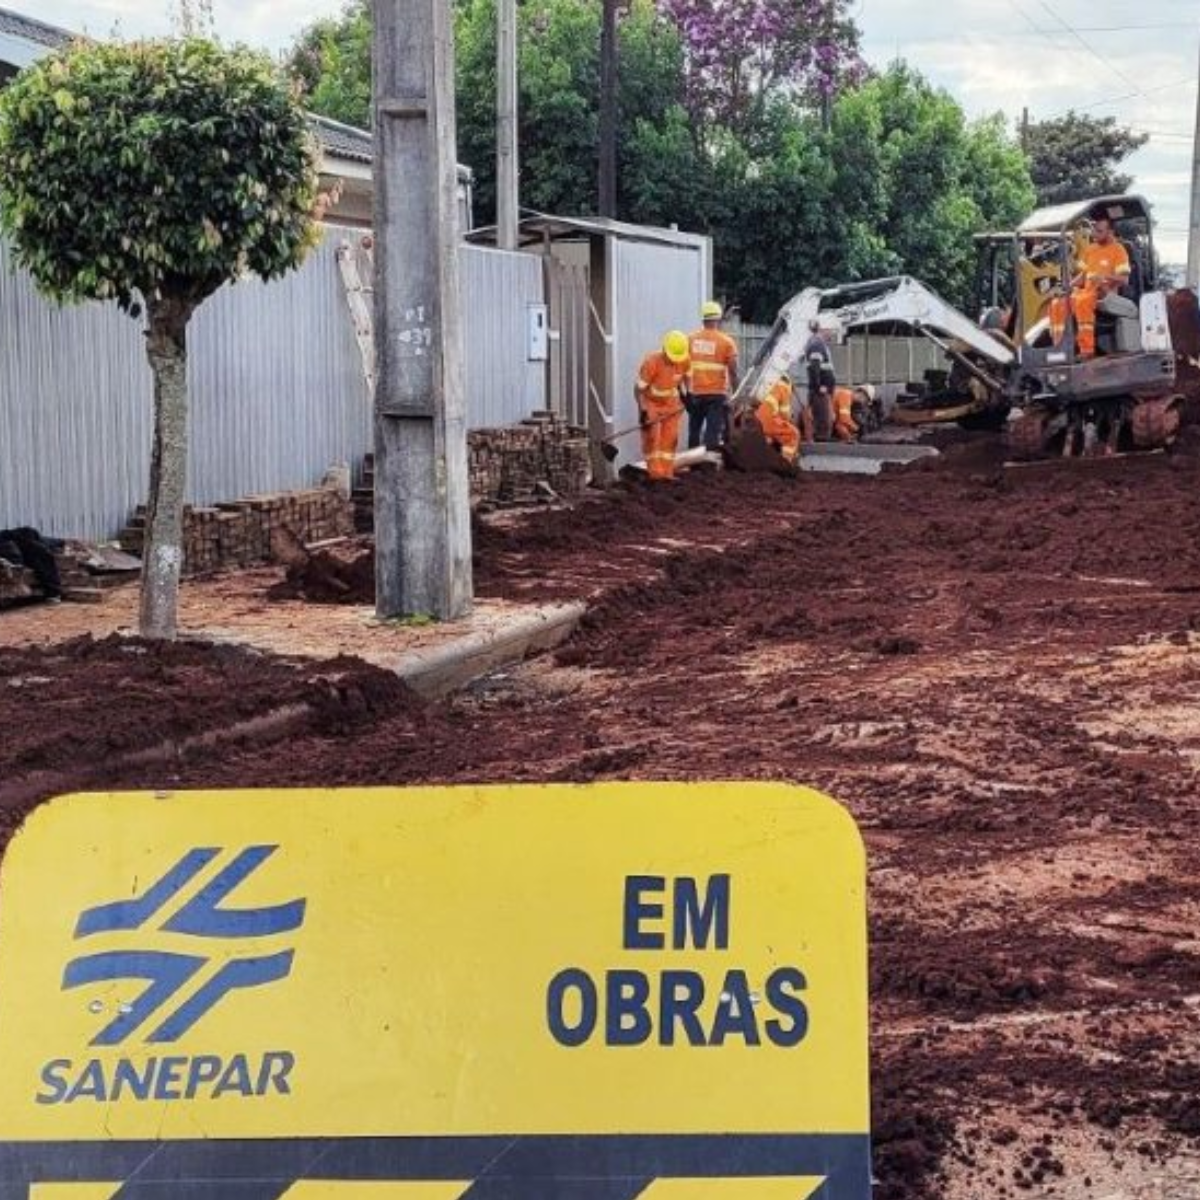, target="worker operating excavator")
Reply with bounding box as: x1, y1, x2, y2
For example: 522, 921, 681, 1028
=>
635, 331, 692, 482
1049, 216, 1132, 358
